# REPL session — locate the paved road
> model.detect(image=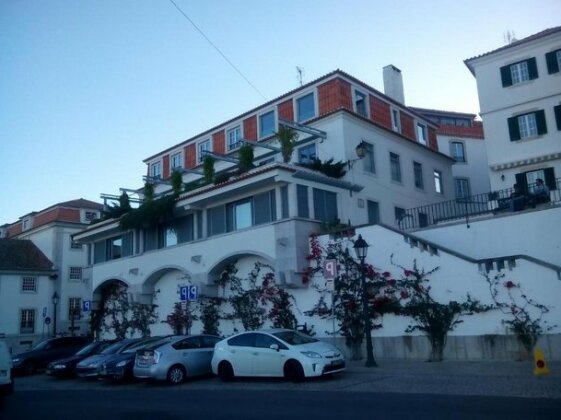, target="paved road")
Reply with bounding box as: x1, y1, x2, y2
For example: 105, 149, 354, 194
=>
3, 359, 560, 419
12, 359, 561, 399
